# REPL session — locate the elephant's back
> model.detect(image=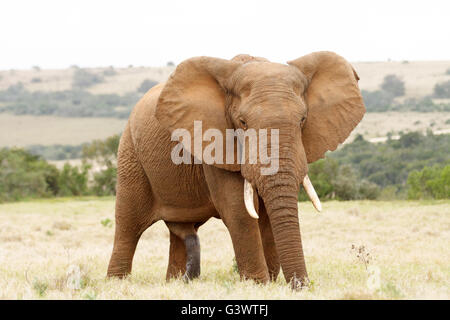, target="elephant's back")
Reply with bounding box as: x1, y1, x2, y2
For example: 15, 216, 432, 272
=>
125, 82, 212, 210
